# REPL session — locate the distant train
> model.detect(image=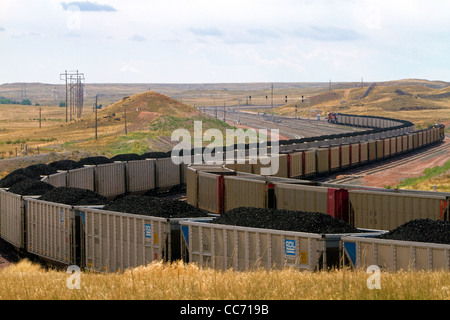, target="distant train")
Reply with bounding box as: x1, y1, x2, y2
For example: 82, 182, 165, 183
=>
0, 113, 447, 273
